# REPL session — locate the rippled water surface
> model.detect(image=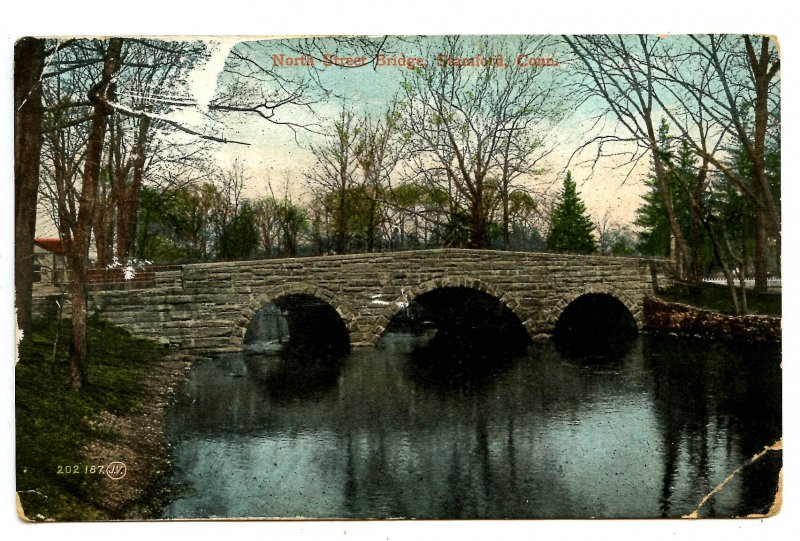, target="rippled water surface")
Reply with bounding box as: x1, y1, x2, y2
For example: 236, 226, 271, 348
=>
161, 332, 781, 519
